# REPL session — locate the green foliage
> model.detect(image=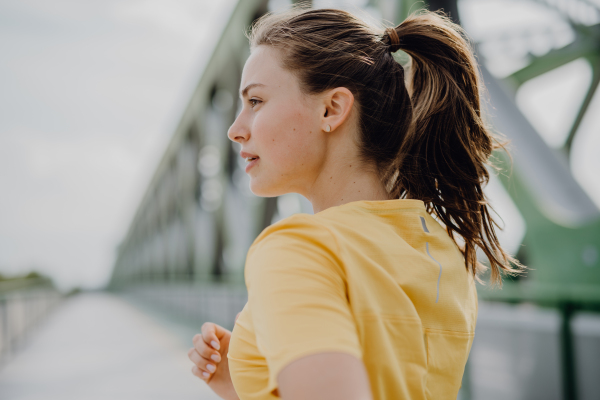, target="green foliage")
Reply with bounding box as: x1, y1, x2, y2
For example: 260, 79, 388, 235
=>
67, 287, 82, 297
0, 270, 55, 294
0, 270, 45, 282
